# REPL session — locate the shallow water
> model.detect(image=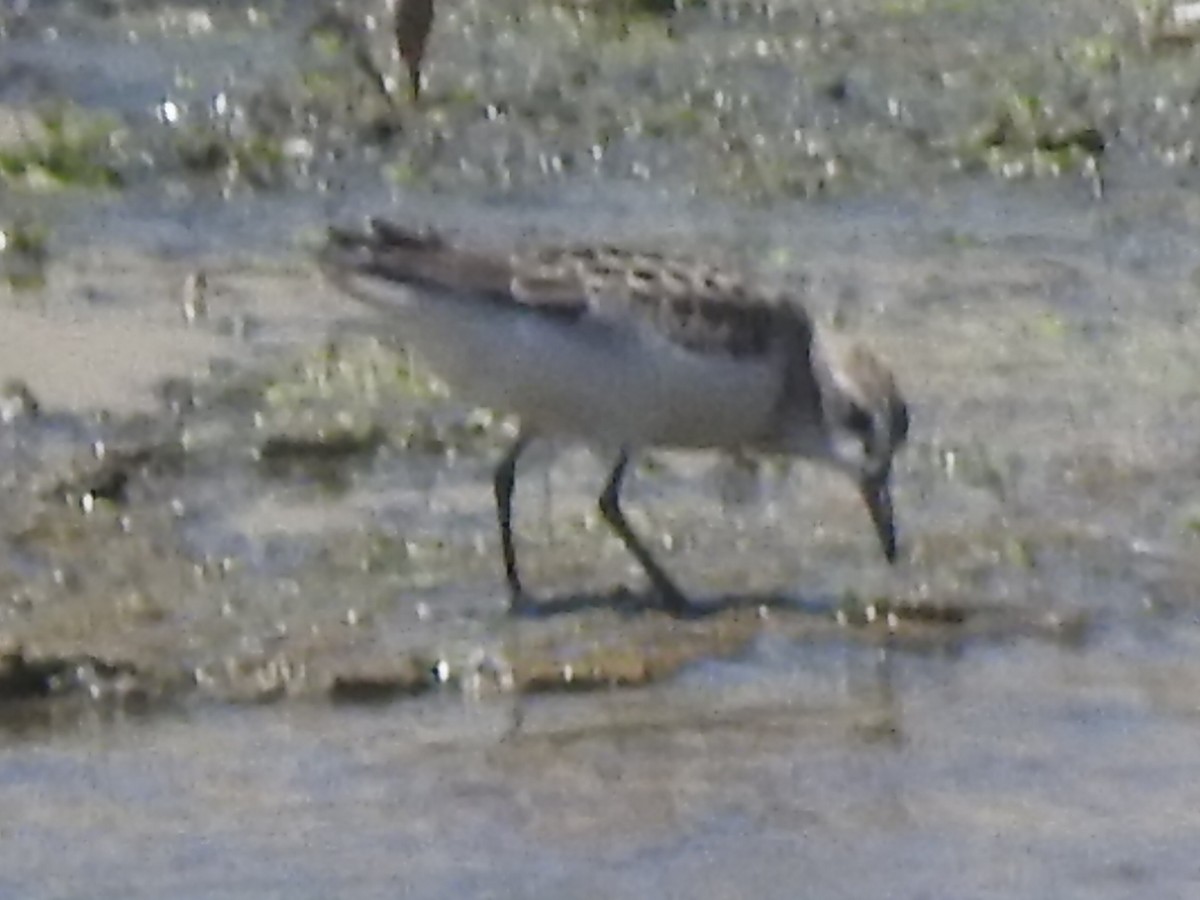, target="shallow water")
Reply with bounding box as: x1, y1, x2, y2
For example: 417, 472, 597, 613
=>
3, 0, 1200, 896
5, 632, 1200, 899
4, 178, 1200, 897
